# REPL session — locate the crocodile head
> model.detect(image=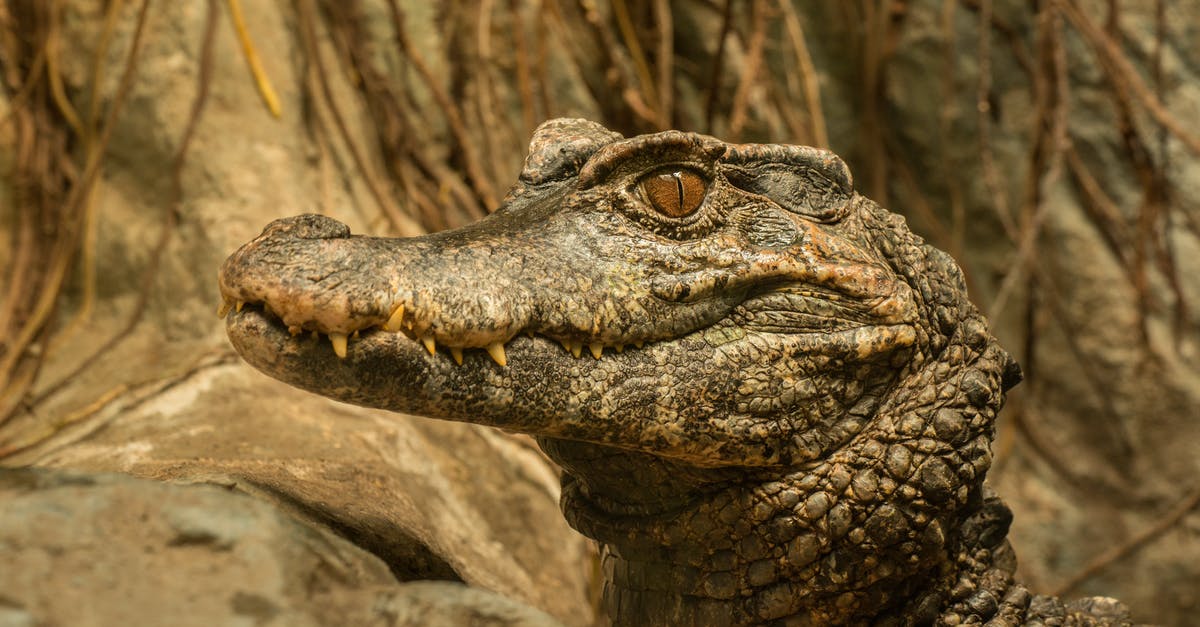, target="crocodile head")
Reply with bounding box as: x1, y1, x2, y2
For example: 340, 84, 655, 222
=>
221, 119, 924, 466
220, 119, 1025, 624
